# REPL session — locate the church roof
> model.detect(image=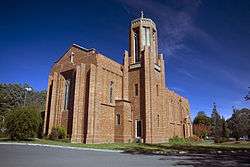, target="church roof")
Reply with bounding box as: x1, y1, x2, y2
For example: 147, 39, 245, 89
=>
54, 43, 95, 63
